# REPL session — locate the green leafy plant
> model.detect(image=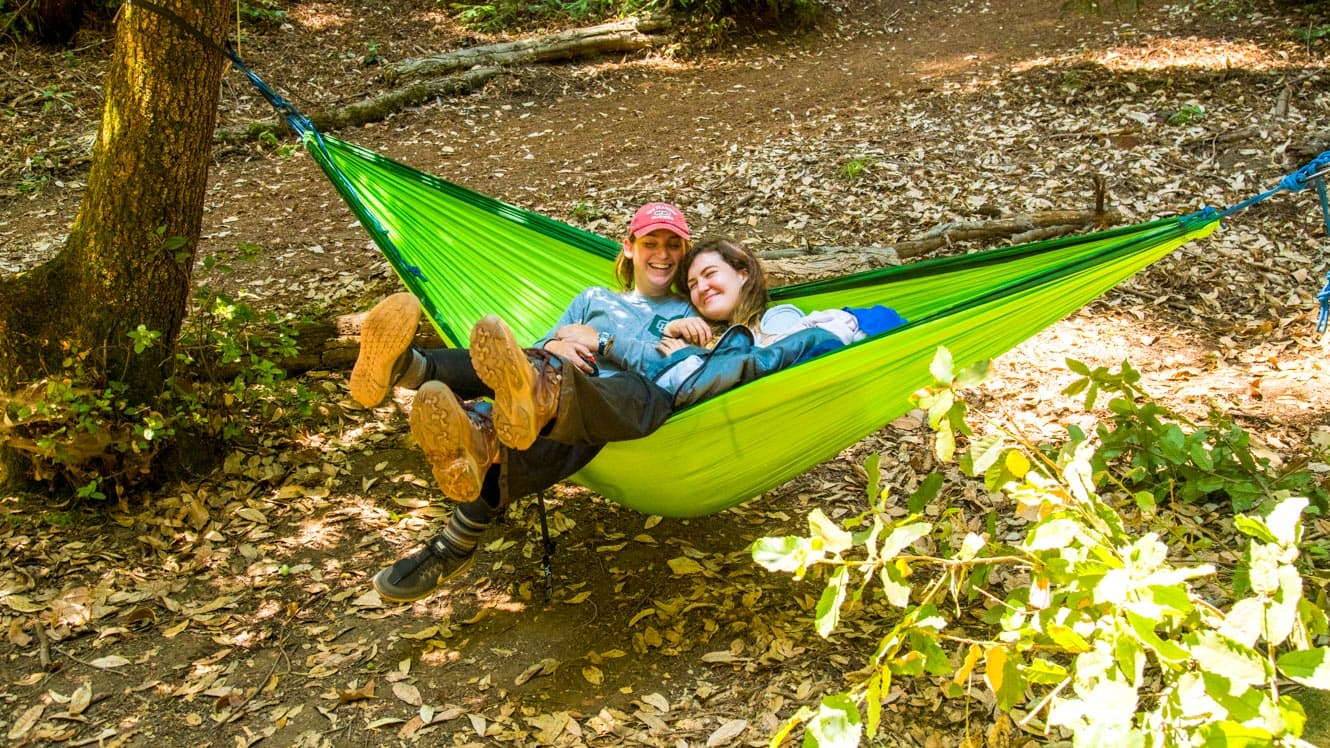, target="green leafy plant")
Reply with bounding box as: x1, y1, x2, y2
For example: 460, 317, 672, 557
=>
0, 346, 177, 497
754, 348, 1329, 747
1, 246, 319, 498
450, 0, 614, 31
40, 84, 74, 113
1295, 23, 1330, 48
1060, 69, 1086, 92
1166, 102, 1206, 126
1064, 358, 1326, 513
839, 156, 875, 181
238, 0, 287, 26
571, 201, 602, 222
257, 130, 298, 157
445, 0, 820, 34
